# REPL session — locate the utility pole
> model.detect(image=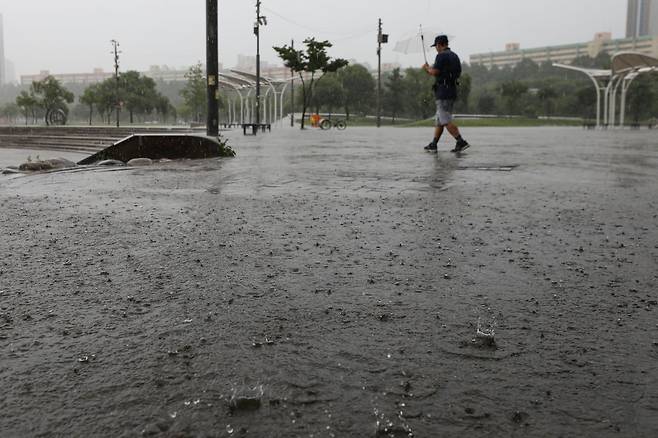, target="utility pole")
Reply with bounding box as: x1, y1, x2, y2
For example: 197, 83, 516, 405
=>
254, 0, 267, 129
206, 0, 219, 137
376, 19, 388, 128
111, 39, 121, 128
290, 39, 294, 127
